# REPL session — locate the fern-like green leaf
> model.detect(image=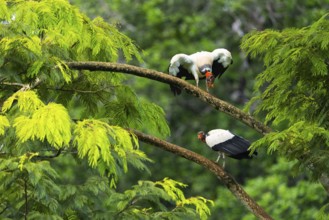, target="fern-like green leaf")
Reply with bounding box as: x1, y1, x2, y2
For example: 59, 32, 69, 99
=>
0, 115, 10, 135
13, 103, 72, 148
177, 197, 214, 220
0, 0, 9, 21
107, 178, 213, 220
2, 90, 45, 113
155, 178, 187, 202
18, 152, 39, 171
73, 119, 117, 169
